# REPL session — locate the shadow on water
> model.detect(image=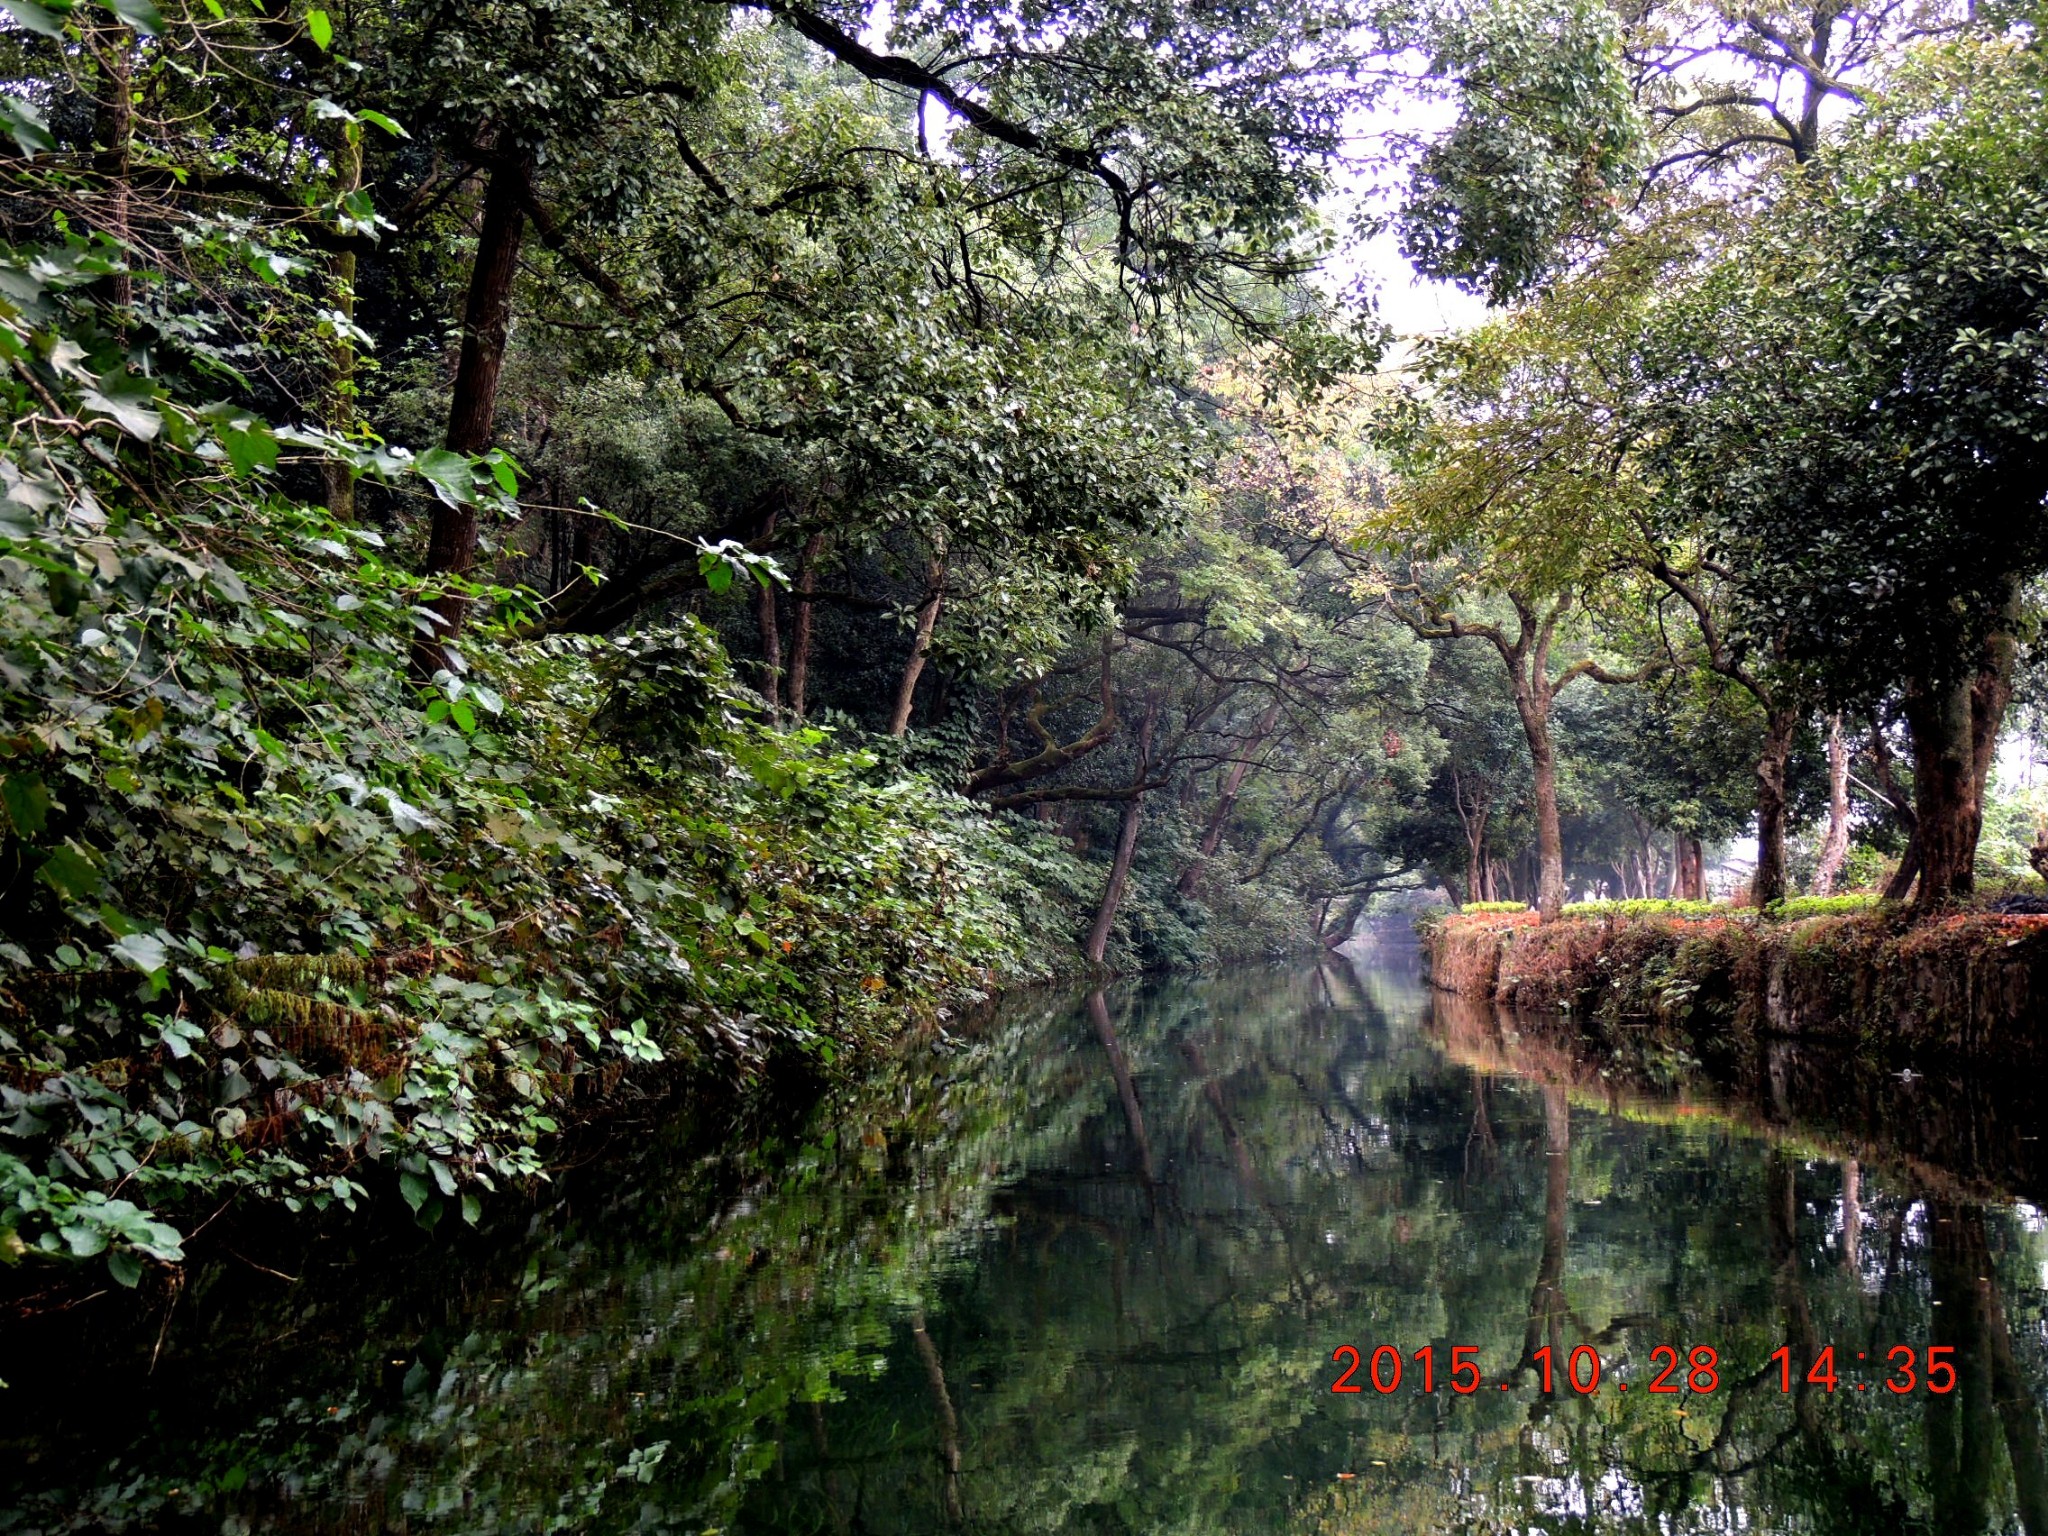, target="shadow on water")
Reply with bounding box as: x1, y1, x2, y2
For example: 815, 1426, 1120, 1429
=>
5, 950, 2048, 1533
